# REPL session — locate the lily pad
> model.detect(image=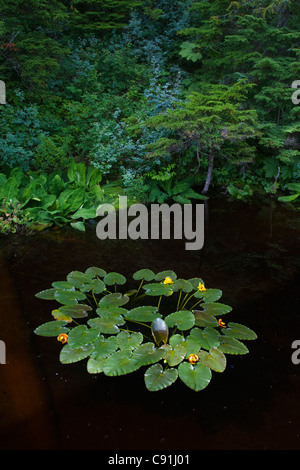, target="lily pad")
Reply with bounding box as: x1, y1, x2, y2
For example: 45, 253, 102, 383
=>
88, 316, 125, 334
87, 357, 108, 374
85, 267, 107, 278
144, 363, 178, 391
116, 331, 144, 350
51, 309, 73, 322
154, 270, 177, 282
98, 293, 130, 307
165, 310, 195, 331
222, 322, 257, 340
103, 350, 139, 376
218, 336, 249, 355
35, 288, 56, 300
163, 344, 186, 367
133, 269, 155, 281
132, 343, 166, 366
60, 344, 94, 364
172, 279, 193, 293
59, 303, 92, 318
103, 272, 126, 286
54, 289, 86, 305
34, 320, 70, 337
194, 288, 223, 302
198, 347, 227, 372
90, 336, 118, 360
189, 327, 220, 351
200, 302, 232, 316
193, 310, 219, 327
178, 362, 212, 391
125, 306, 160, 322
67, 270, 92, 289
67, 325, 99, 349
142, 283, 173, 296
